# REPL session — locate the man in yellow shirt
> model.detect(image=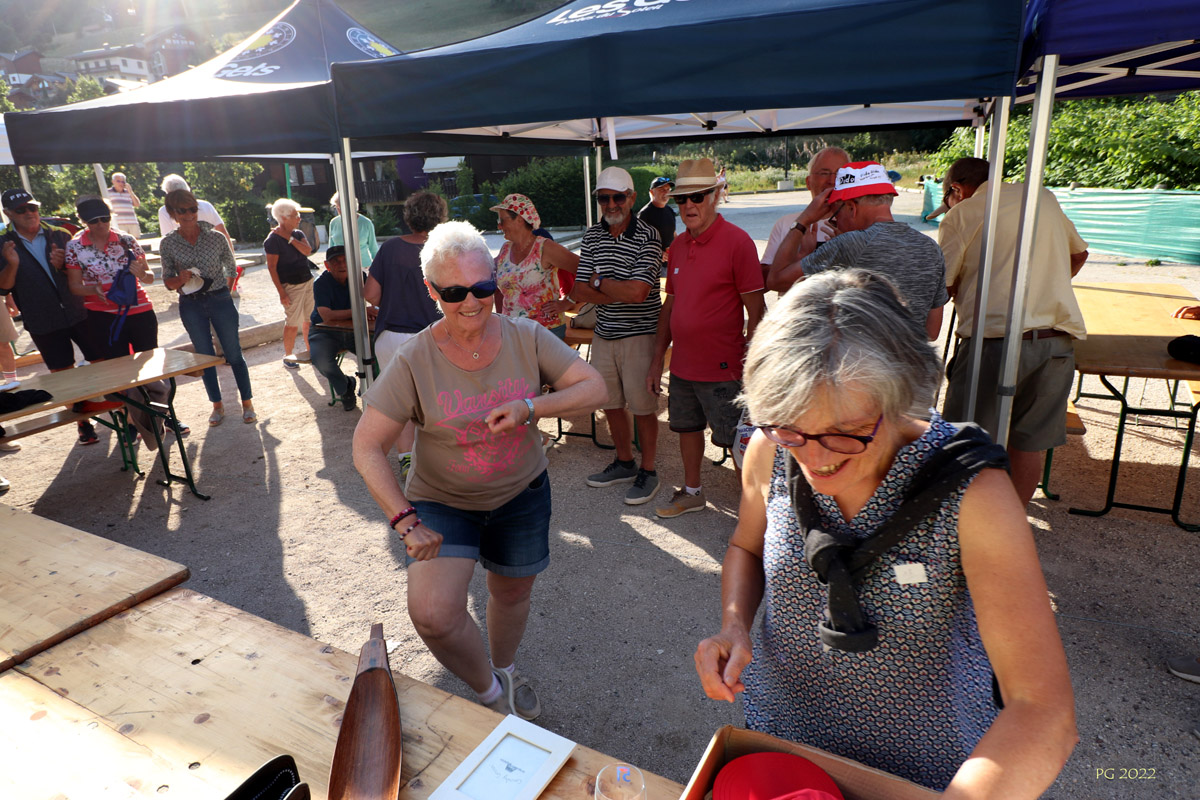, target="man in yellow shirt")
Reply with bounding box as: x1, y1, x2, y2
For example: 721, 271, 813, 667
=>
938, 157, 1089, 505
